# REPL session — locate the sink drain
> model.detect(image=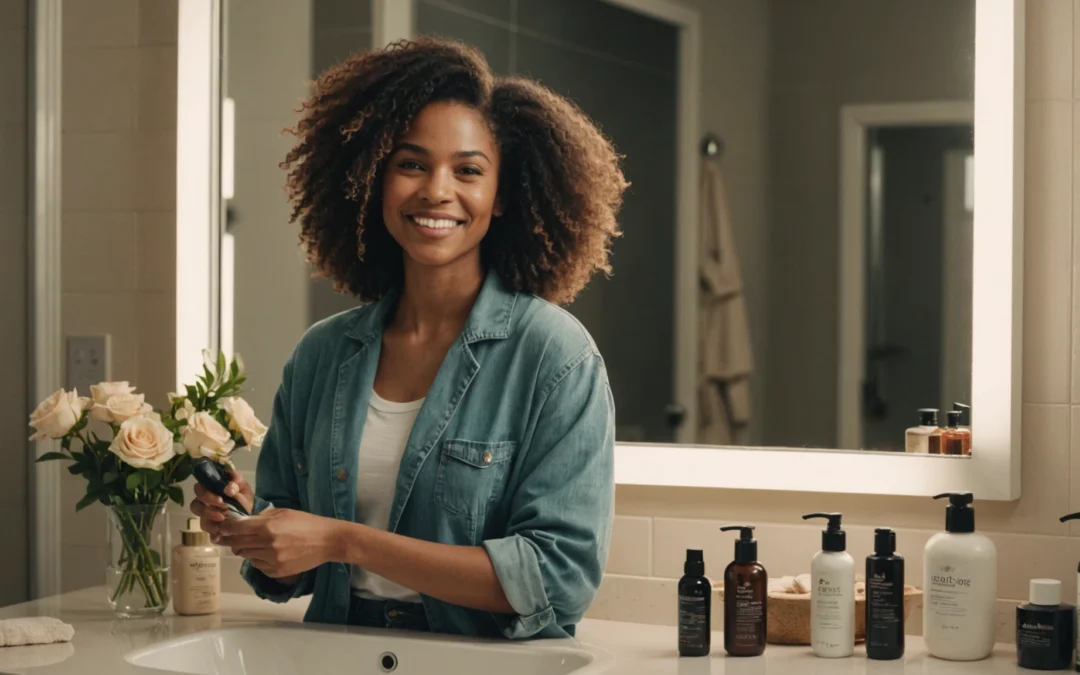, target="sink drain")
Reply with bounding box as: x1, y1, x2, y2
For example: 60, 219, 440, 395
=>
379, 651, 398, 673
